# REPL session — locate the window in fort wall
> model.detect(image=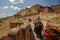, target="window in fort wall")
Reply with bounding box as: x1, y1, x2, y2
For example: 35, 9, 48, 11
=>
10, 23, 23, 28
